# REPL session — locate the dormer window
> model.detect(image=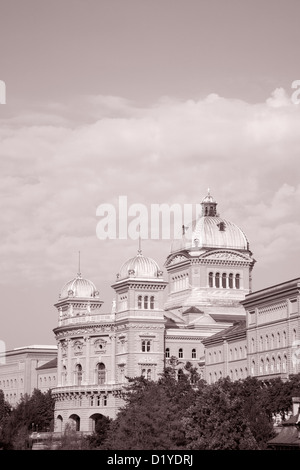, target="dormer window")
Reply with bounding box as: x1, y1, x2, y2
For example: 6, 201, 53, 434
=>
218, 222, 226, 231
